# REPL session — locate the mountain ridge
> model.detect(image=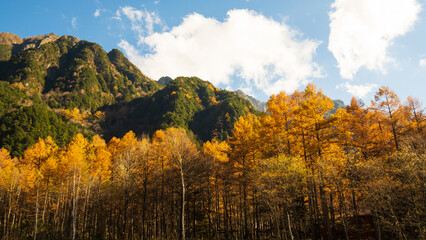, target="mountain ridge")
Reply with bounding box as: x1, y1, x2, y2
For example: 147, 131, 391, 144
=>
0, 33, 259, 155
0, 33, 345, 156
158, 81, 345, 113
0, 32, 80, 61
235, 89, 268, 112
